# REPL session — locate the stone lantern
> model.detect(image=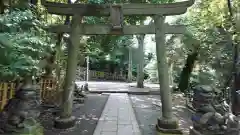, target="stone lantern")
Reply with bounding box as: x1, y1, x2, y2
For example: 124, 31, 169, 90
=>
0, 76, 43, 135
